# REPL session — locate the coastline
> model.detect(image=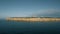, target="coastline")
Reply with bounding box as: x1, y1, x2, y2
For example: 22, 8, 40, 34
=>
6, 17, 60, 22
